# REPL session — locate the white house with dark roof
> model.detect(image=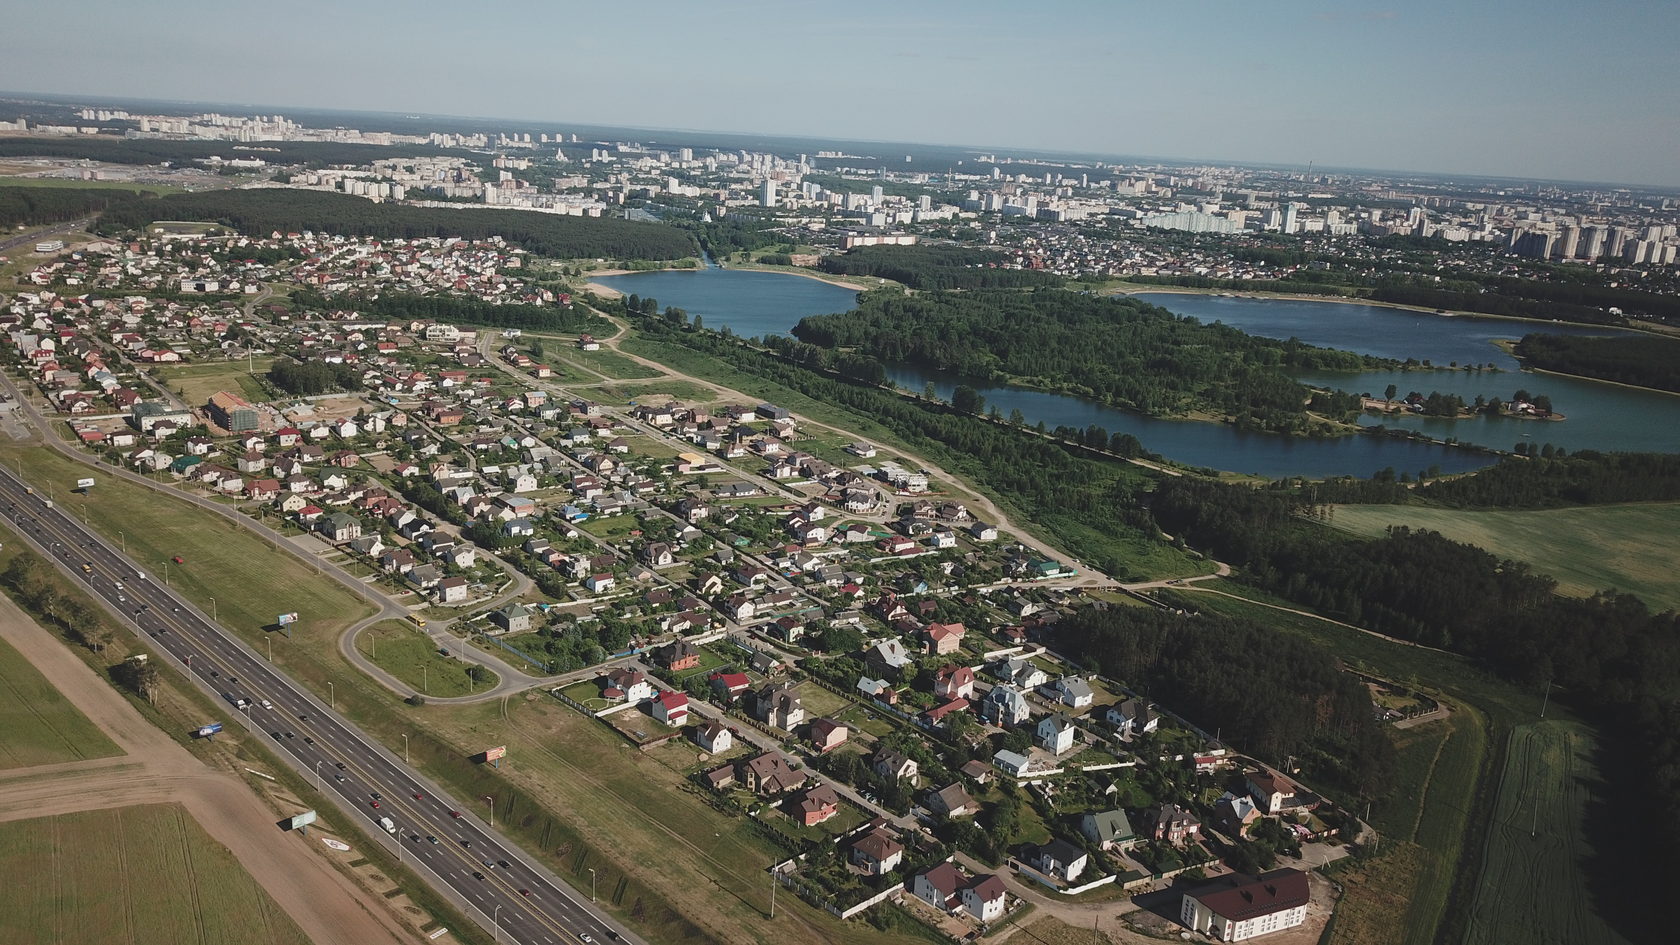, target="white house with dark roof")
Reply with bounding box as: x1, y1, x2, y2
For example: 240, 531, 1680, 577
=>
1179, 869, 1310, 942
